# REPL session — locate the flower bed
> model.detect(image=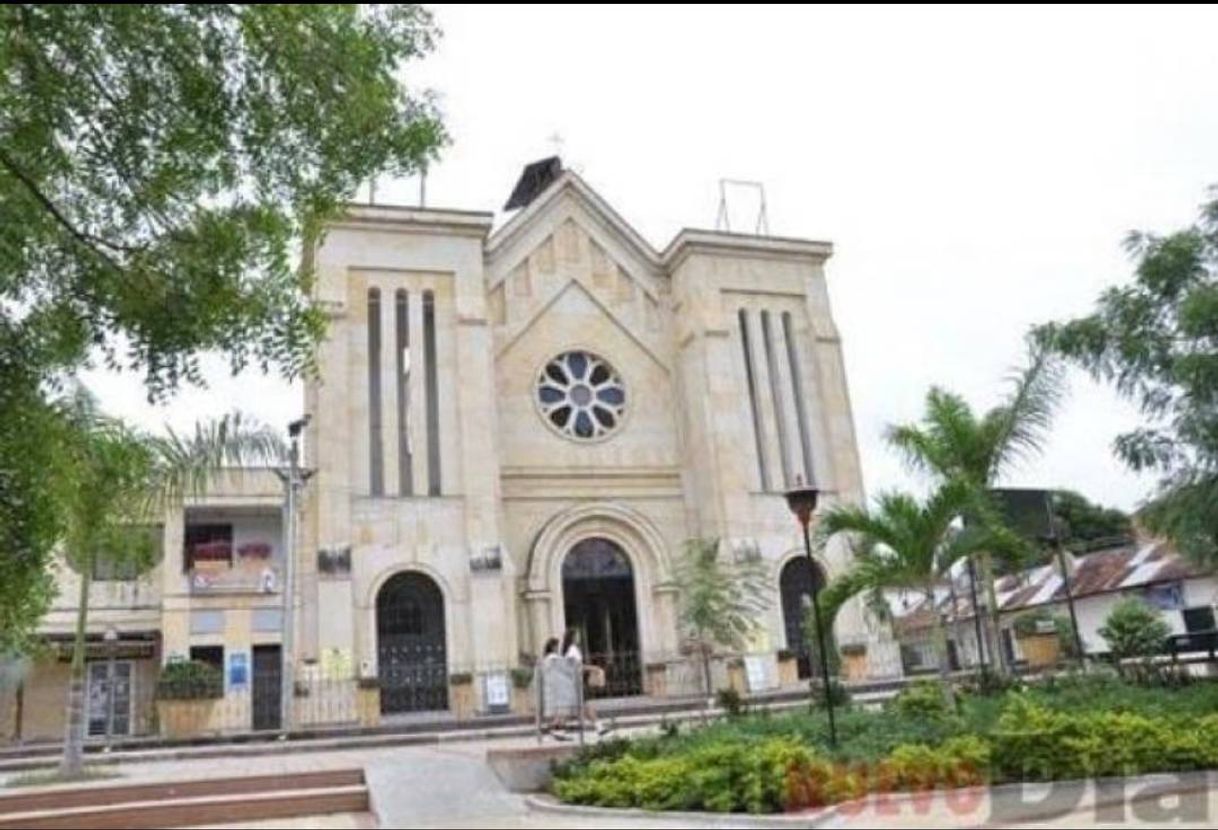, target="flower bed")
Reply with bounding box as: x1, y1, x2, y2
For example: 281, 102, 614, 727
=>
551, 673, 1218, 814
